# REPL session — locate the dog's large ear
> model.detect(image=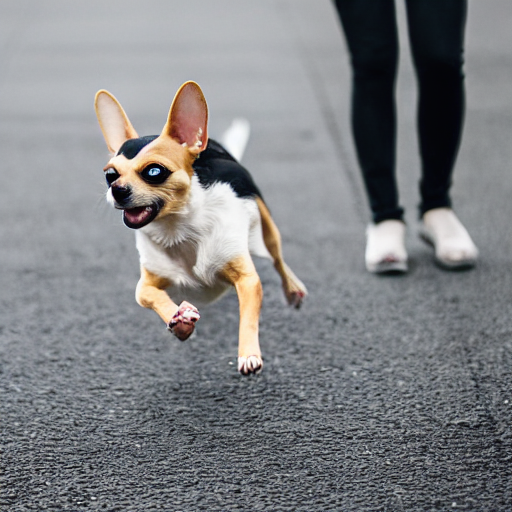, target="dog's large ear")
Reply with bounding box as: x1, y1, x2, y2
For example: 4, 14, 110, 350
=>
94, 90, 139, 154
162, 81, 208, 154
